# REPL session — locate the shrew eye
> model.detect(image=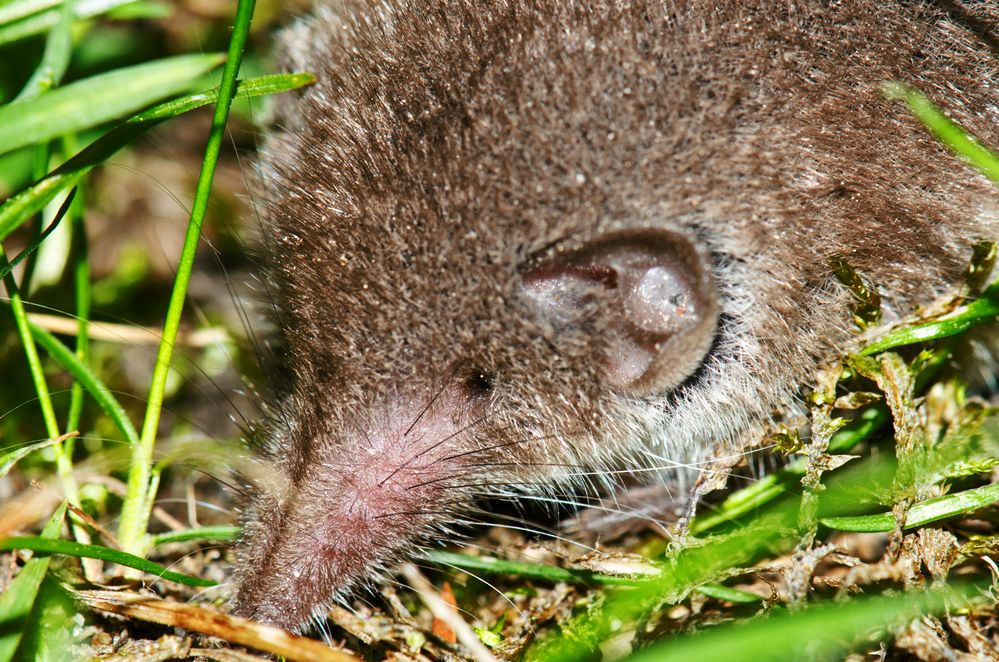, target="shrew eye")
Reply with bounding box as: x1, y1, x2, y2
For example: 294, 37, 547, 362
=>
463, 371, 494, 399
